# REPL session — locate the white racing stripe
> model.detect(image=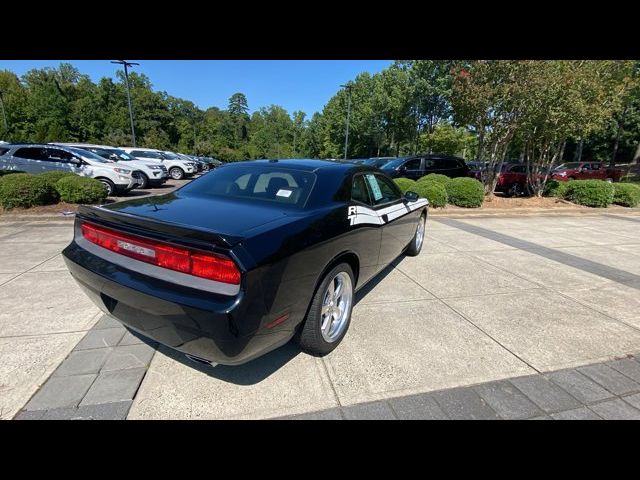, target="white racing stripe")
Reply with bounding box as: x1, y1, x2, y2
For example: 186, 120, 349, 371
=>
348, 199, 428, 226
